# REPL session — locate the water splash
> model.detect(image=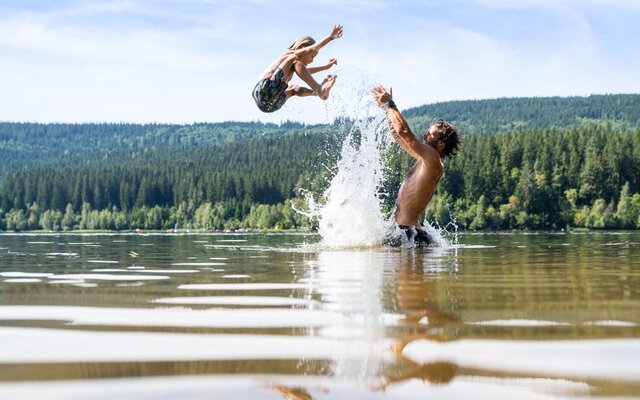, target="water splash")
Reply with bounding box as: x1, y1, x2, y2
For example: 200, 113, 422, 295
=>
424, 208, 460, 248
294, 75, 391, 247
295, 66, 452, 248
319, 118, 392, 247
